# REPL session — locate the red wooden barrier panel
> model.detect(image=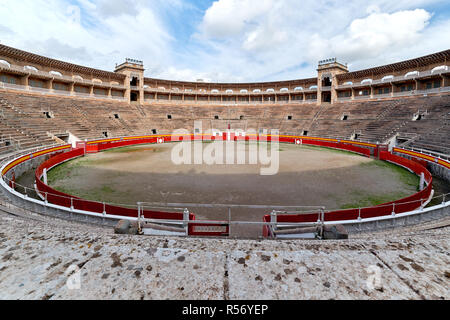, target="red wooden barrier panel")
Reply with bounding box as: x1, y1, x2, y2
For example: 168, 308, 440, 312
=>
188, 222, 230, 237
265, 145, 433, 235
34, 145, 193, 222
0, 134, 438, 238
